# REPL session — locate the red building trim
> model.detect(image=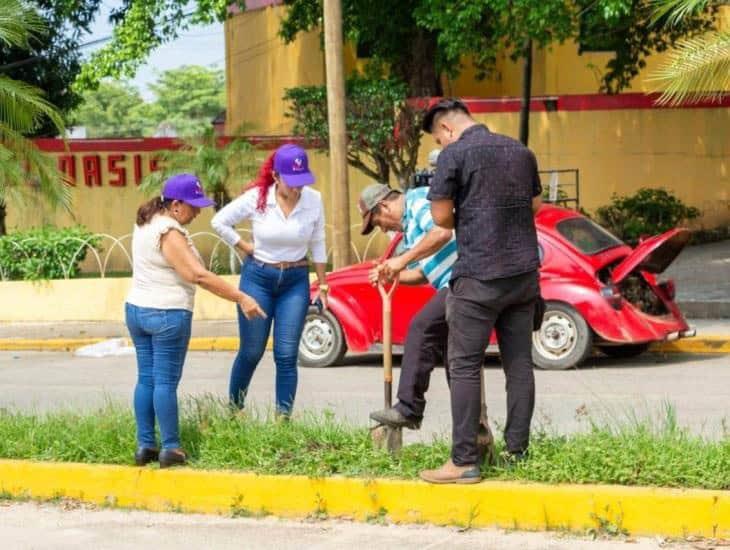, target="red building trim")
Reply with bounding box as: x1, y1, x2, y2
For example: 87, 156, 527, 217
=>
460, 92, 730, 113
34, 135, 311, 153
